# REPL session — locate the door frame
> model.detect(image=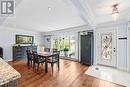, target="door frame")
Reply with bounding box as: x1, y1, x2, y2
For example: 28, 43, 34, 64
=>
95, 27, 118, 67
127, 24, 130, 72
78, 30, 94, 62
